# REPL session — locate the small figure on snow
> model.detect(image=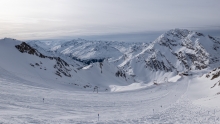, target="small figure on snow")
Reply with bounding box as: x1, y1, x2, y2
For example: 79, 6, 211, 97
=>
98, 113, 99, 121
93, 86, 98, 93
